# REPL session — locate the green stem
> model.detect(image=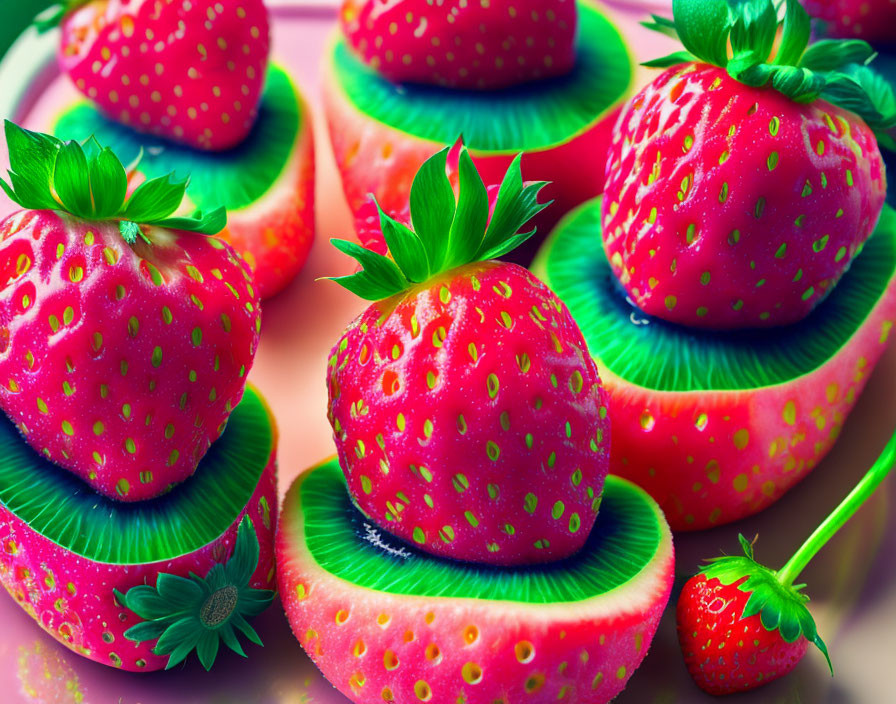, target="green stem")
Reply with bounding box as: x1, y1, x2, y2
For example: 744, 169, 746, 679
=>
777, 431, 896, 587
